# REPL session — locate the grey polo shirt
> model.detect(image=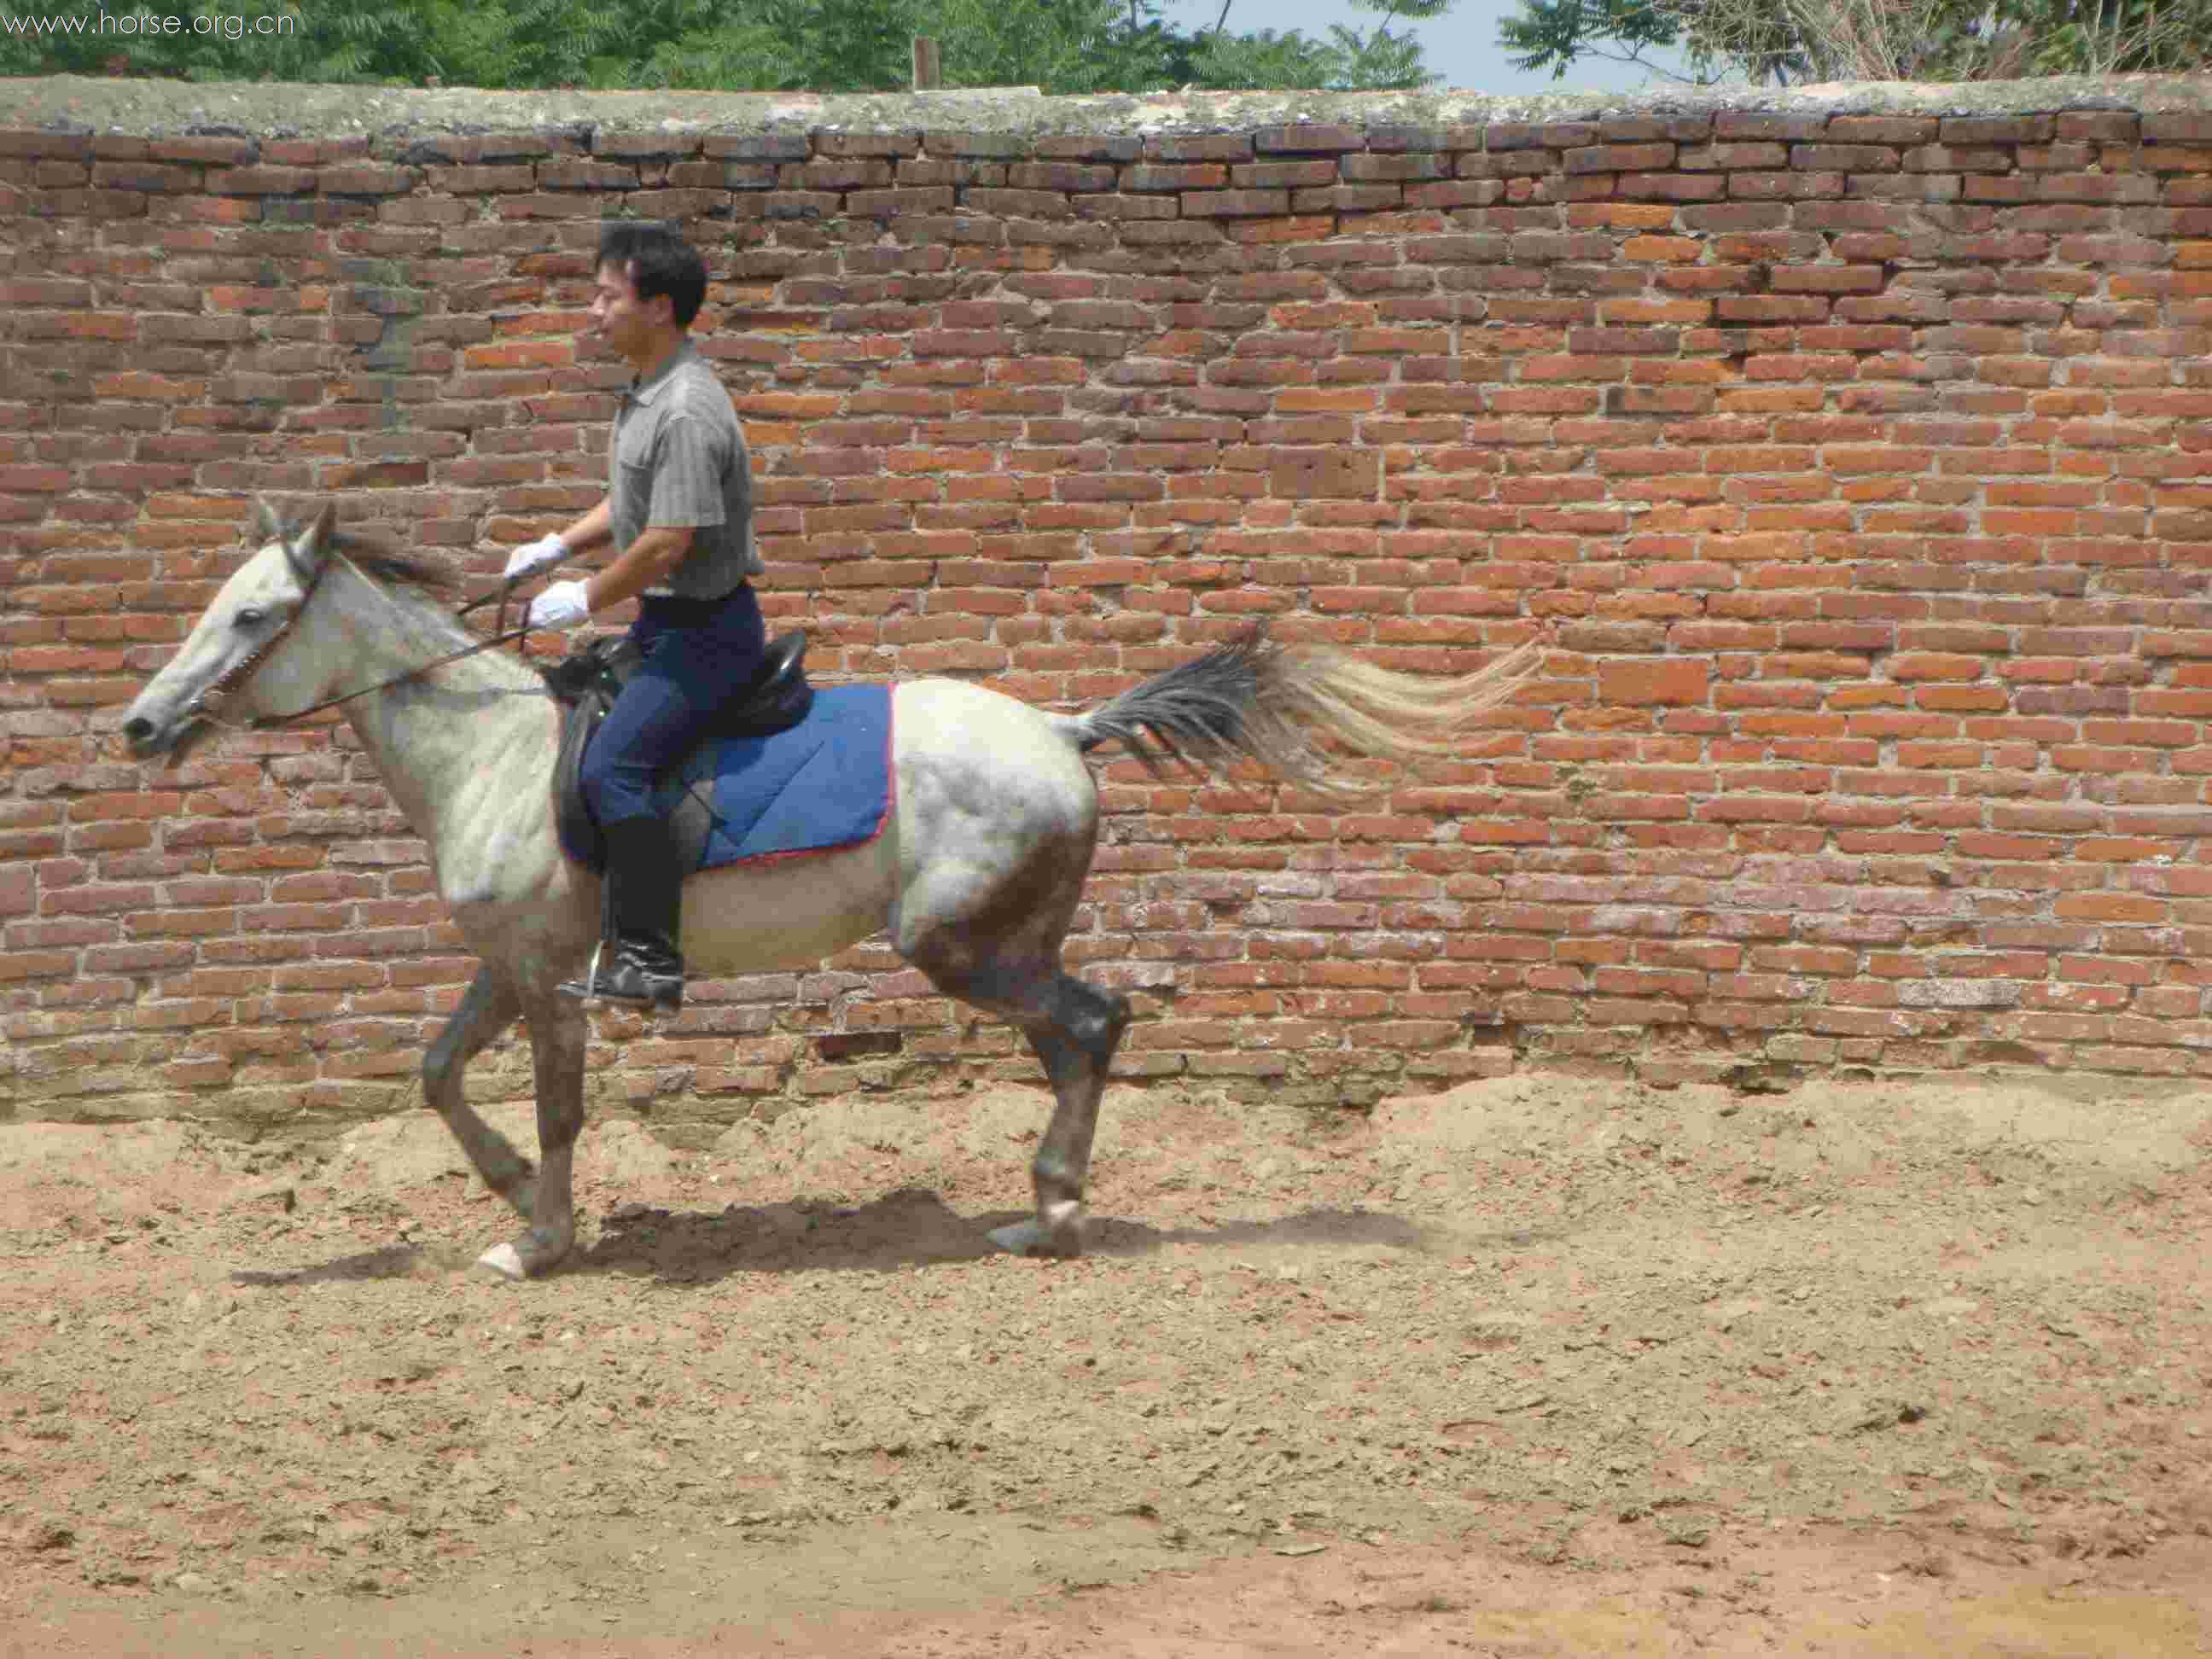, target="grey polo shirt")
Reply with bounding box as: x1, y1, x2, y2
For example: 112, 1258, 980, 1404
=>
608, 339, 761, 600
